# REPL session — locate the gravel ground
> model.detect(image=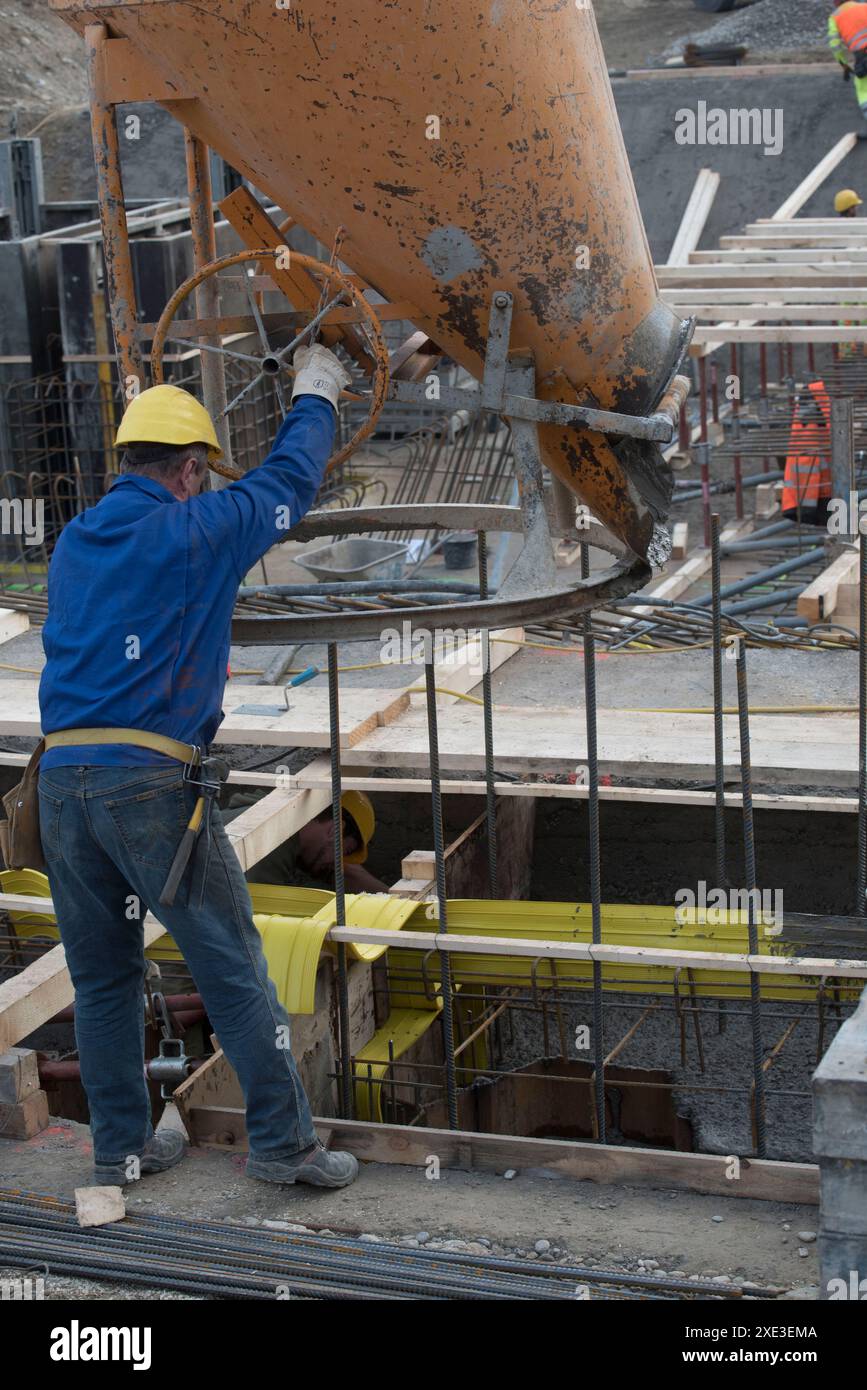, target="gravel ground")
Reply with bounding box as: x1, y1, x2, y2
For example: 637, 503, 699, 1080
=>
660, 0, 830, 61
0, 0, 87, 122
0, 1118, 822, 1298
